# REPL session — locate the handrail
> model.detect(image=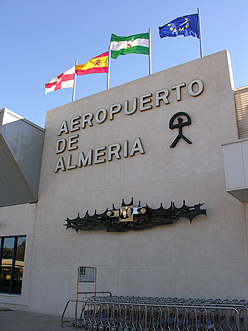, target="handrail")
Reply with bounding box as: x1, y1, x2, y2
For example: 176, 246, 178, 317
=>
61, 291, 112, 327
77, 291, 112, 296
